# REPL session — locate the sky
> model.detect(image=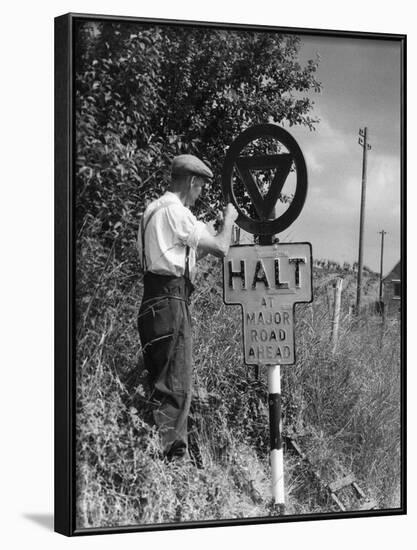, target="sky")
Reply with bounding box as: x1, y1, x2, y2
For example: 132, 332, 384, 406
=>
274, 35, 402, 275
